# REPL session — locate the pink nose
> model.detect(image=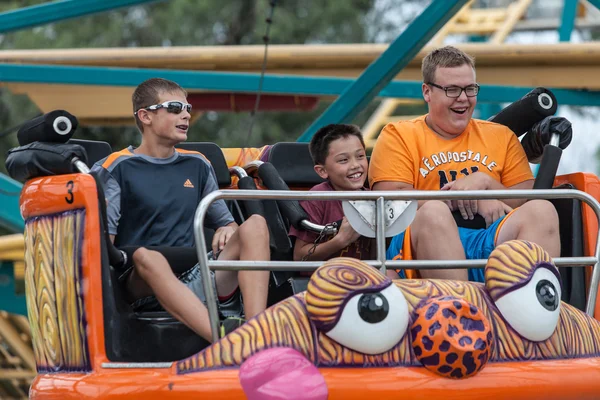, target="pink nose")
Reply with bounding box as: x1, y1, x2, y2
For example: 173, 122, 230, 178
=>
411, 296, 493, 379
239, 347, 328, 400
